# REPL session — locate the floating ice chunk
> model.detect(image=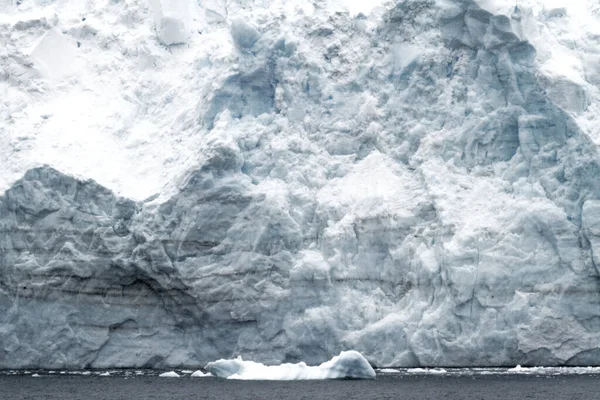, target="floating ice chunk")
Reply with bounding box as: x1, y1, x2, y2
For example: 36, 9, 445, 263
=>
29, 29, 77, 79
378, 368, 400, 373
159, 371, 180, 378
206, 351, 375, 380
99, 372, 111, 377
150, 0, 190, 45
31, 373, 40, 377
191, 370, 212, 377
